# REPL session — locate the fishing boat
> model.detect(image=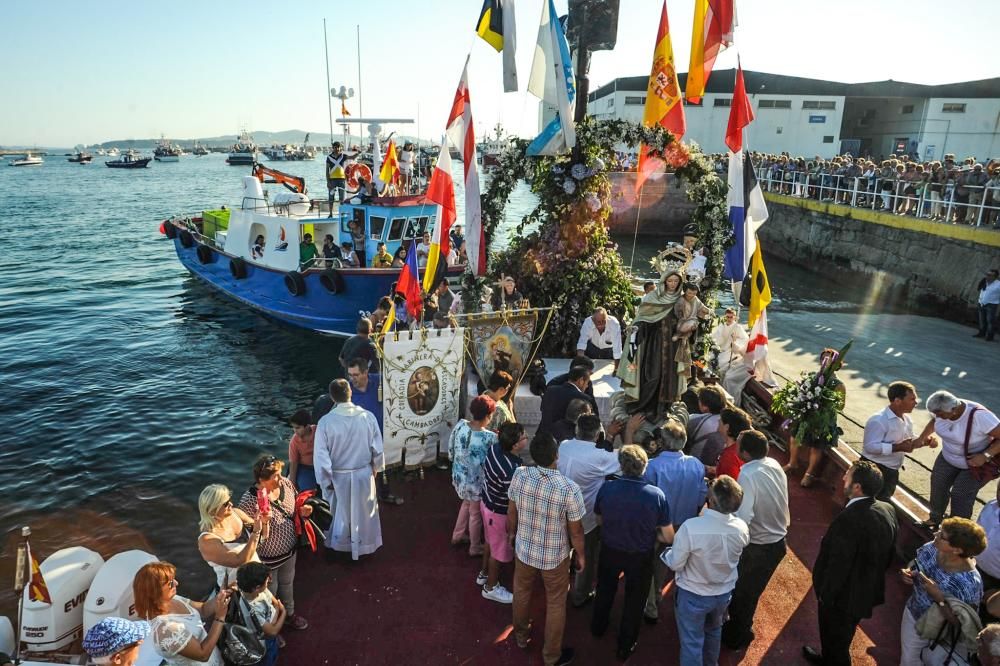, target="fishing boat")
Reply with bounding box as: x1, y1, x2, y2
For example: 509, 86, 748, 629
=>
192, 141, 209, 156
9, 153, 43, 167
106, 147, 120, 157
226, 129, 259, 165
67, 151, 93, 164
164, 164, 459, 336
153, 136, 182, 162
106, 150, 151, 169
